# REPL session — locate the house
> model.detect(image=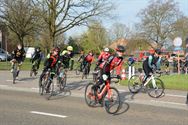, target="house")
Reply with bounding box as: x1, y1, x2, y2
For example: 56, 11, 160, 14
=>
109, 38, 128, 50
